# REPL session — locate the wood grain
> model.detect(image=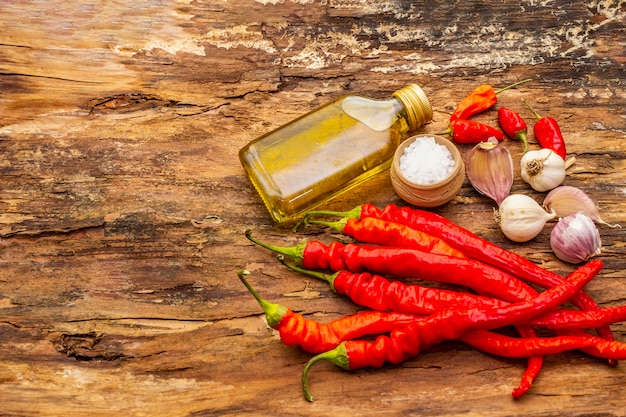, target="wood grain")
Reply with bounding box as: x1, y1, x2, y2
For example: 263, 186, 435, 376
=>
1, 0, 625, 415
